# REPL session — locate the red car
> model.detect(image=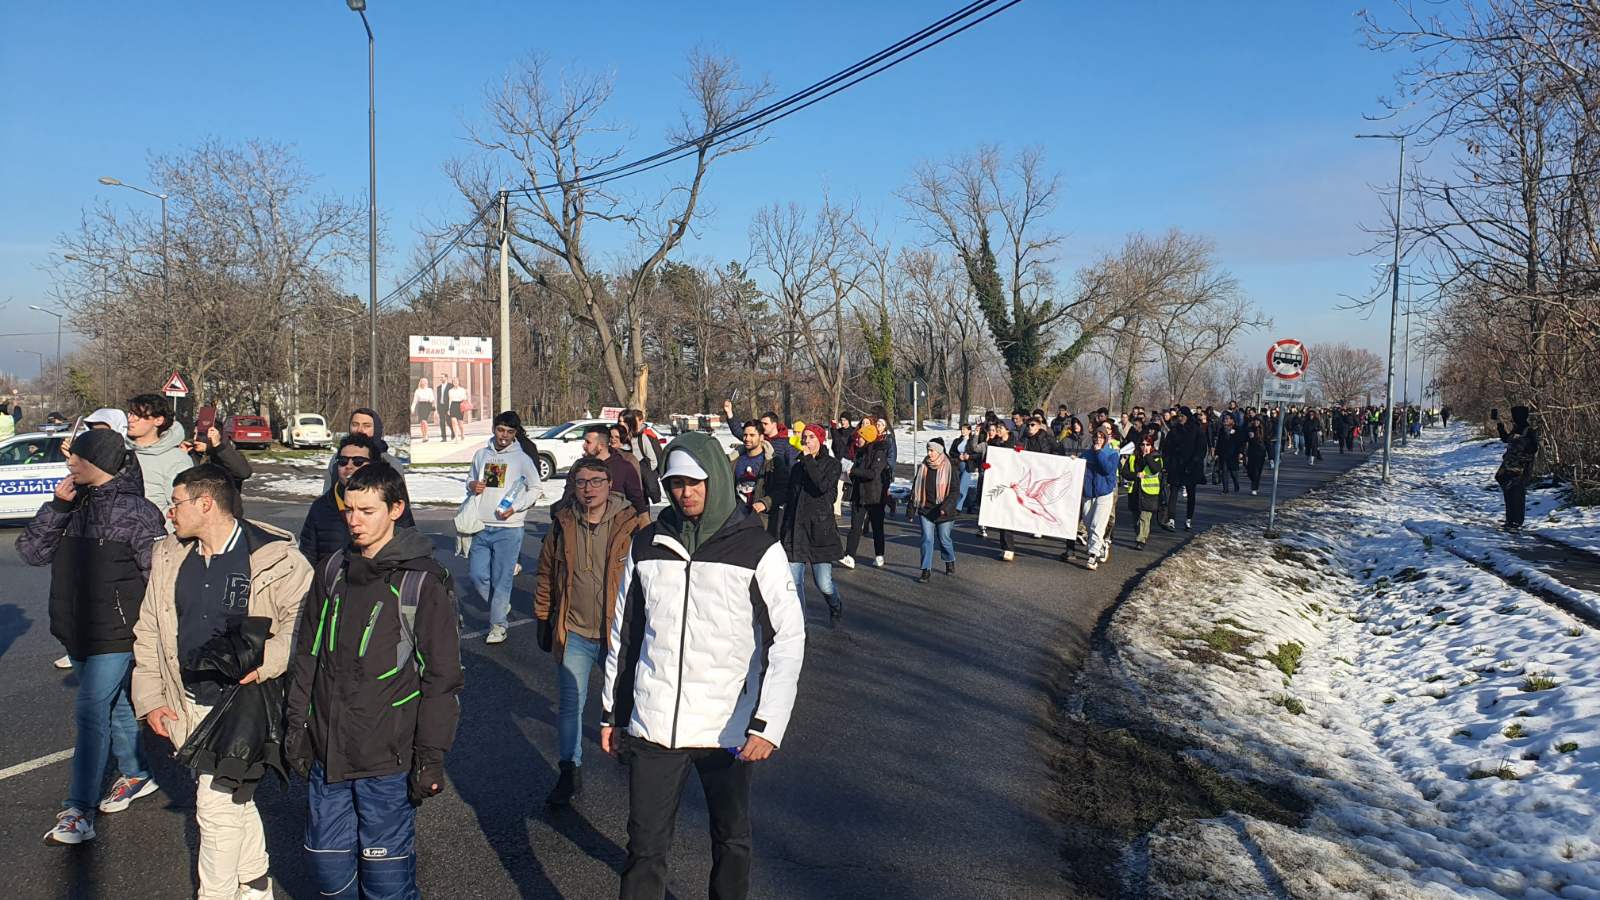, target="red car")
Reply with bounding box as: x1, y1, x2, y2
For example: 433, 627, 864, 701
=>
223, 415, 273, 449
